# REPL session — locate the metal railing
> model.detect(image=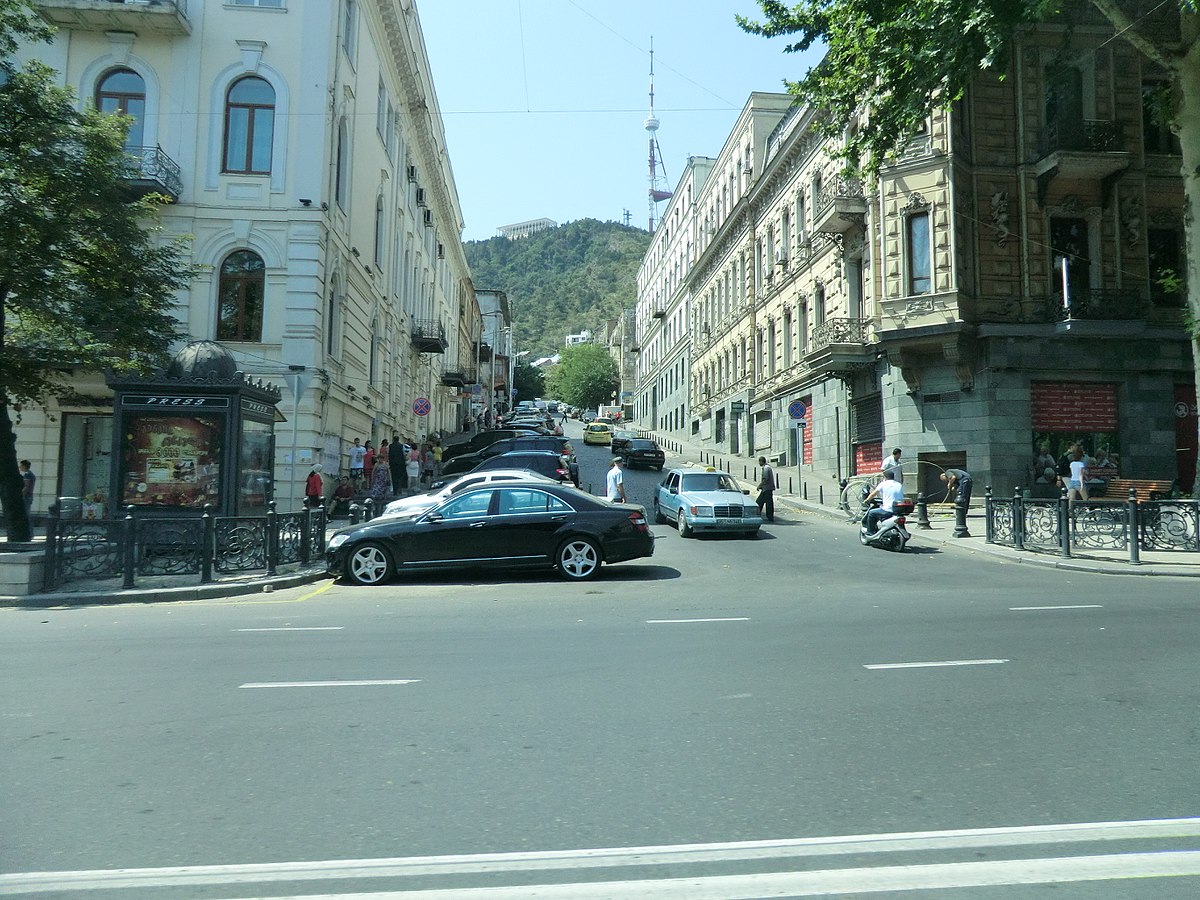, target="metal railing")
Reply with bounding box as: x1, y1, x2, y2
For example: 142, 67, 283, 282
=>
44, 500, 326, 591
1037, 119, 1123, 157
1046, 289, 1147, 322
121, 145, 183, 199
813, 176, 865, 220
985, 488, 1198, 564
811, 317, 872, 349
